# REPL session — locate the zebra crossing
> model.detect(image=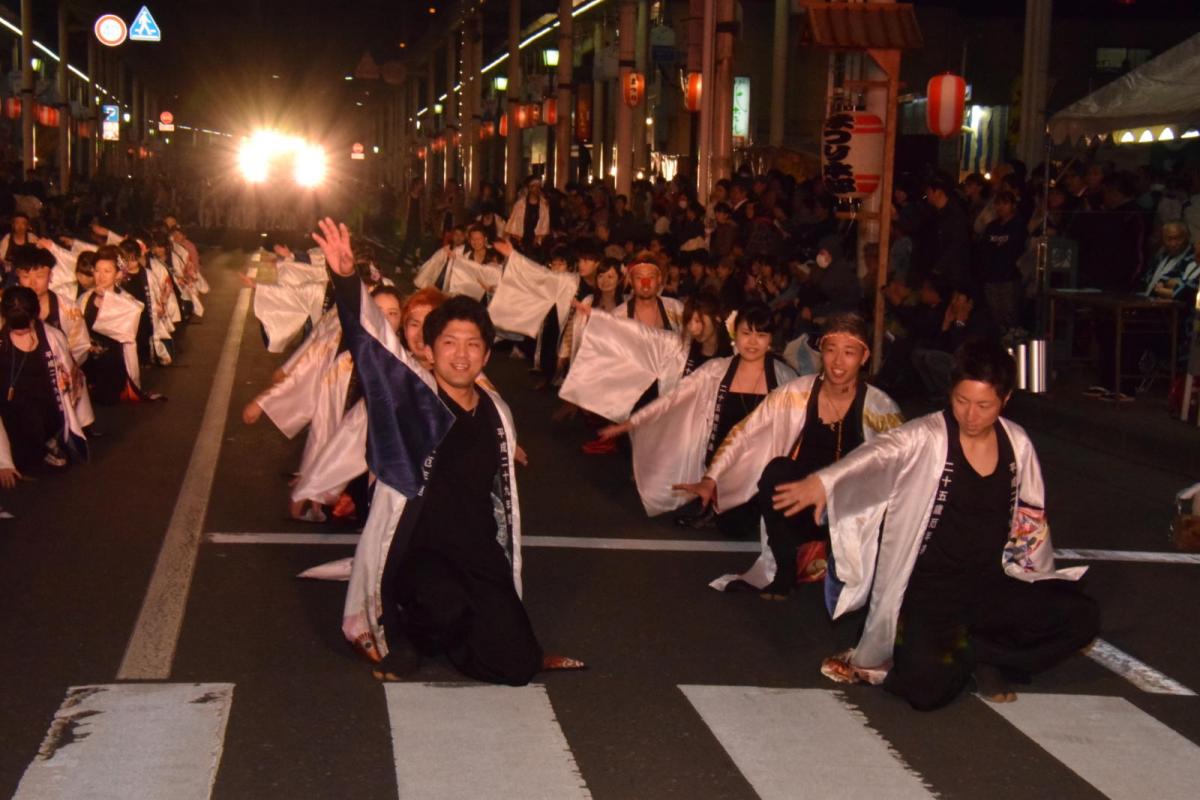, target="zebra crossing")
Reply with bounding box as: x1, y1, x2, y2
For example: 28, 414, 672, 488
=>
12, 681, 1200, 799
